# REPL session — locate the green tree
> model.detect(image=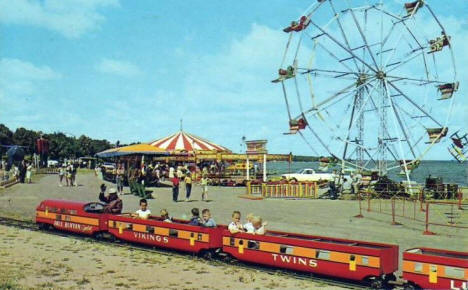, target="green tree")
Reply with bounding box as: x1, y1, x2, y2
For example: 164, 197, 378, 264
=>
0, 124, 13, 158
12, 127, 39, 155
0, 124, 113, 160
